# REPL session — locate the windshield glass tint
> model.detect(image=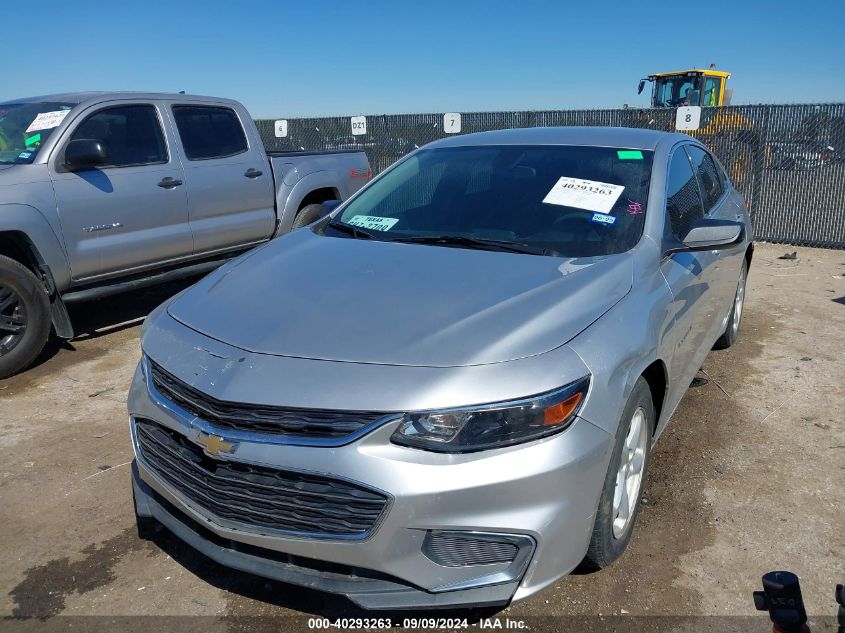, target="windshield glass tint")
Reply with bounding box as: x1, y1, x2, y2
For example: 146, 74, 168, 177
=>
0, 102, 75, 164
335, 145, 653, 257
